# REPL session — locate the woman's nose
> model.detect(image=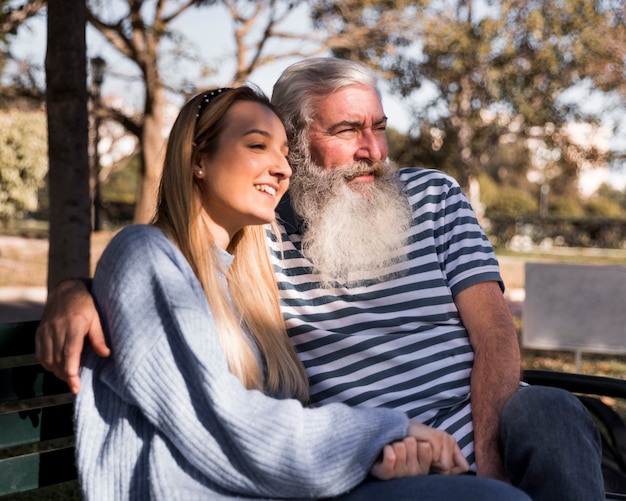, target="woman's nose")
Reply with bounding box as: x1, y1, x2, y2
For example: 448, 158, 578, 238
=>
271, 154, 292, 179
